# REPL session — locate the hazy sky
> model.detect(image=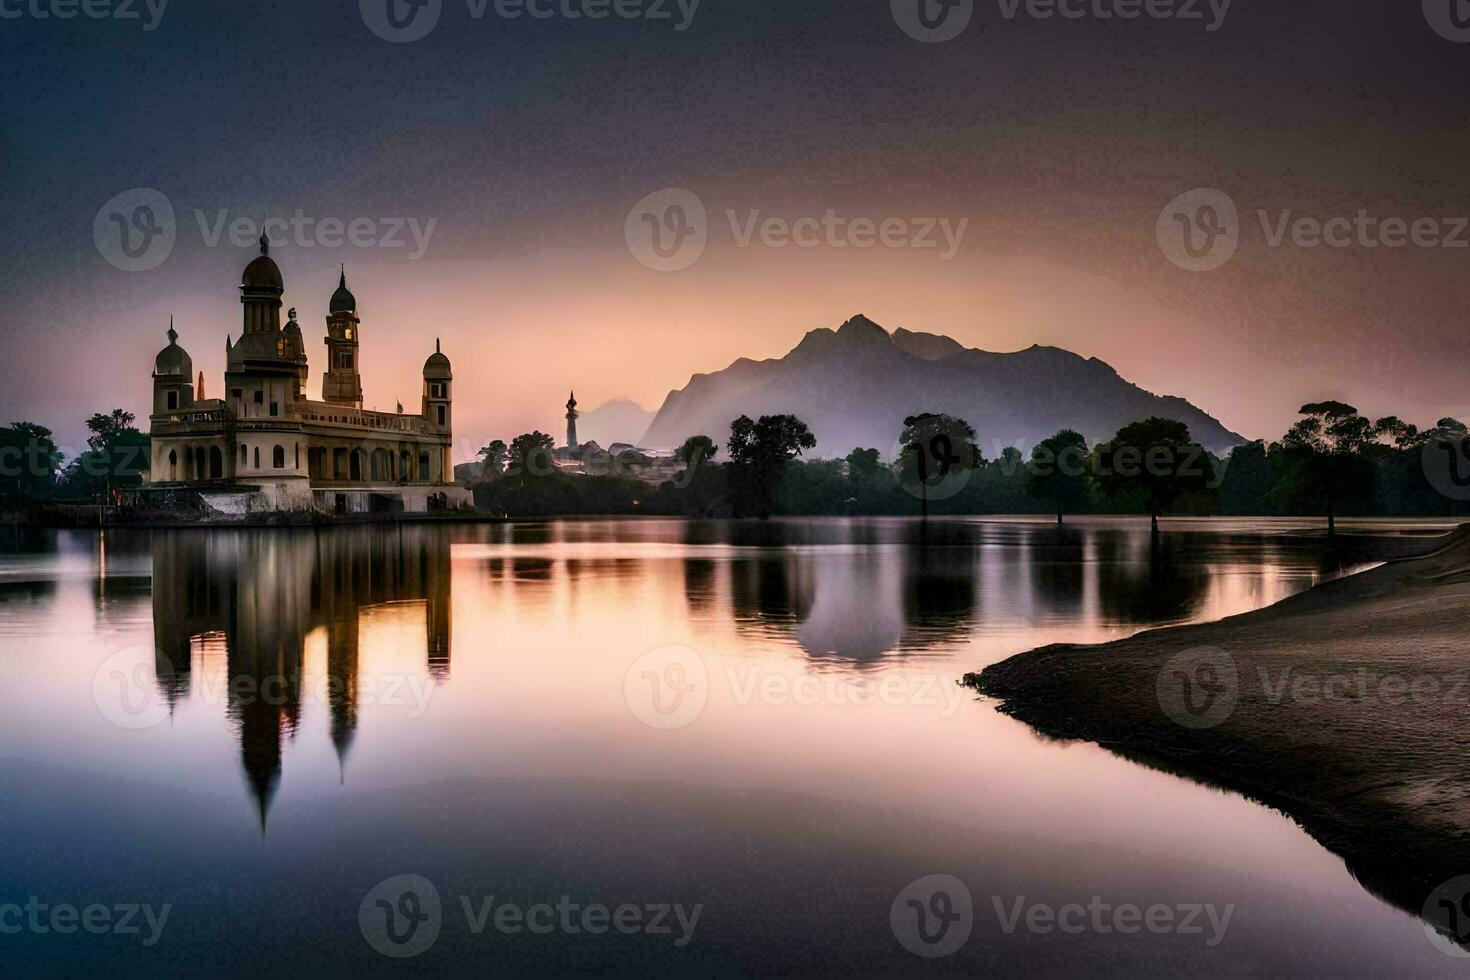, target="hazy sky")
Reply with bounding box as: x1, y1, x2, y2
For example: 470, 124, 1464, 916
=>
2, 0, 1468, 457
